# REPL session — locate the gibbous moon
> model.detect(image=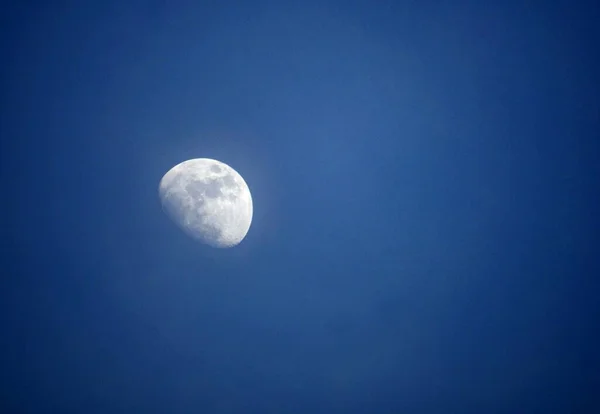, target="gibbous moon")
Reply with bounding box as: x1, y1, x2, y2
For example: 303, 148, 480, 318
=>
158, 158, 253, 248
